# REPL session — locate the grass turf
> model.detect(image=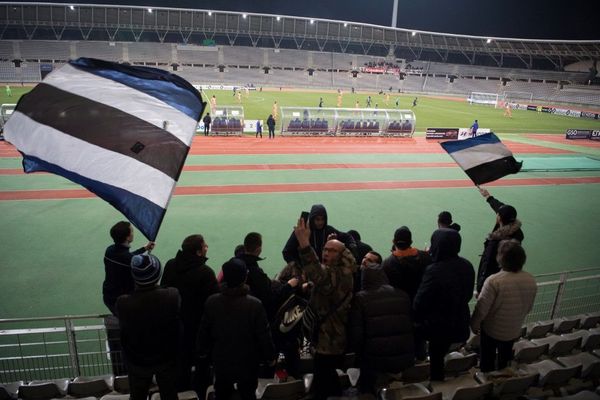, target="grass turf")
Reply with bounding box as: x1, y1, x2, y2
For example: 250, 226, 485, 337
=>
1, 86, 600, 318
